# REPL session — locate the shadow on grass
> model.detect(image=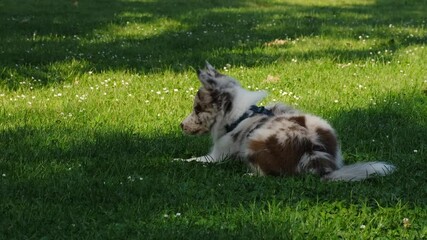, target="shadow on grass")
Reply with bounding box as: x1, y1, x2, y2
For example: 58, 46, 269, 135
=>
1, 0, 426, 88
1, 92, 425, 208
1, 93, 426, 238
